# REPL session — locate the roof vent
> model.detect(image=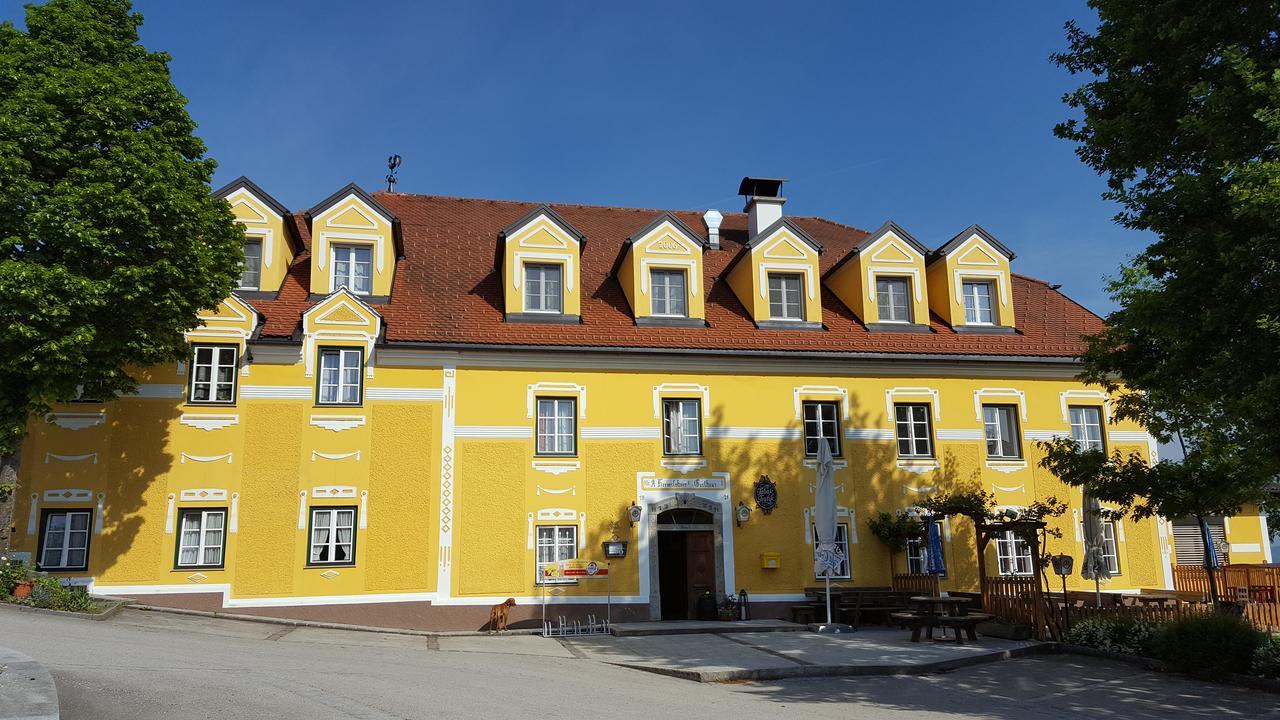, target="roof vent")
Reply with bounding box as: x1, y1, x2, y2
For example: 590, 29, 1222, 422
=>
739, 176, 786, 239
703, 209, 723, 250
